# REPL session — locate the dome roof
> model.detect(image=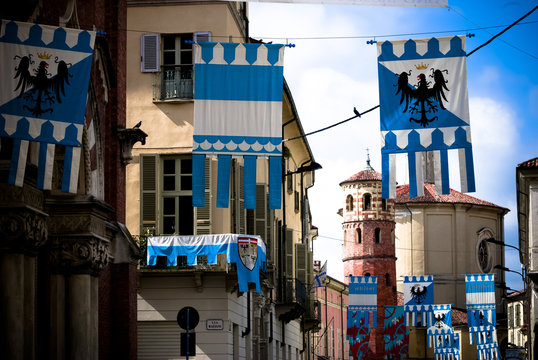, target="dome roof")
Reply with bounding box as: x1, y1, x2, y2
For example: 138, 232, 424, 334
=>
340, 156, 381, 185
